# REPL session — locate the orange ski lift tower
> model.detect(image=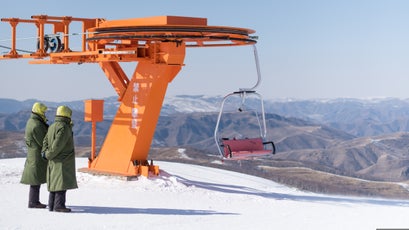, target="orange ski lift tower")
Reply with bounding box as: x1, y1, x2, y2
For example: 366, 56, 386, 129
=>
0, 15, 257, 176
214, 45, 276, 160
